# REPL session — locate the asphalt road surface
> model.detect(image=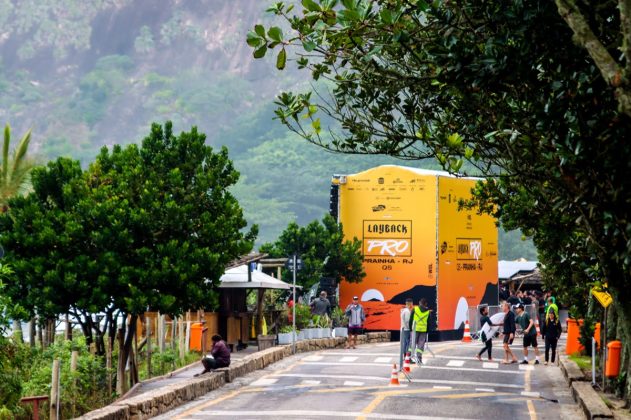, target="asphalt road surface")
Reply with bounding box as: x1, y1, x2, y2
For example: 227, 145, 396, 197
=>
156, 338, 582, 420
